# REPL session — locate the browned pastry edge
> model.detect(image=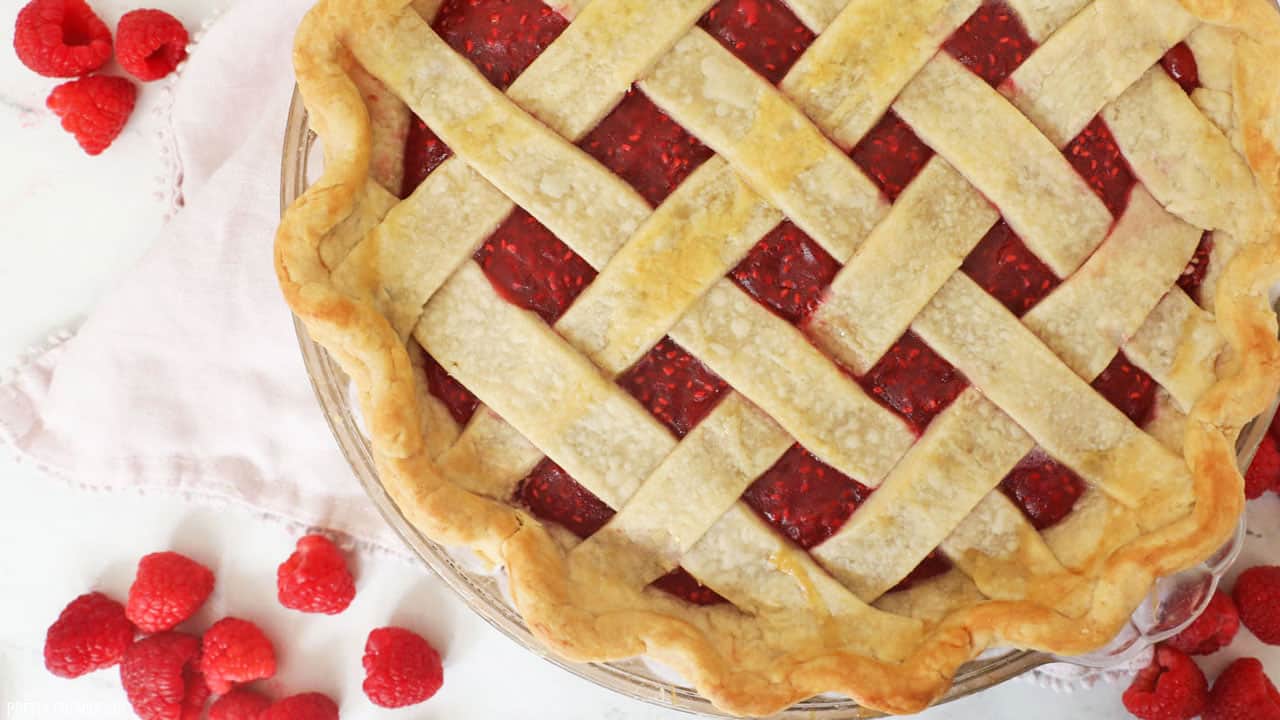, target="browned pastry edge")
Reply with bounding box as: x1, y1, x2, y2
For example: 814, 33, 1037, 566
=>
275, 0, 1280, 714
